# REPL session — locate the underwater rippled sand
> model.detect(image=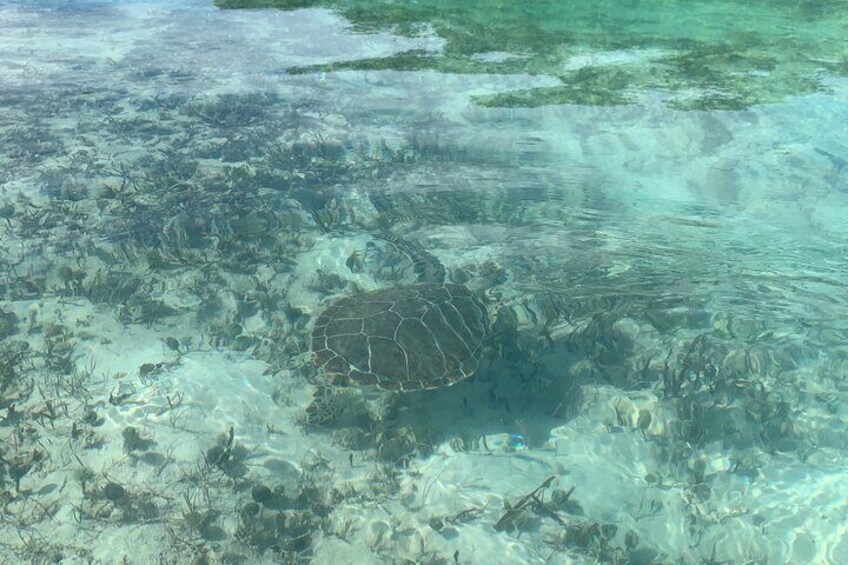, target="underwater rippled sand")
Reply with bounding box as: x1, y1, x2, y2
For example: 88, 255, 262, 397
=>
1, 1, 848, 563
